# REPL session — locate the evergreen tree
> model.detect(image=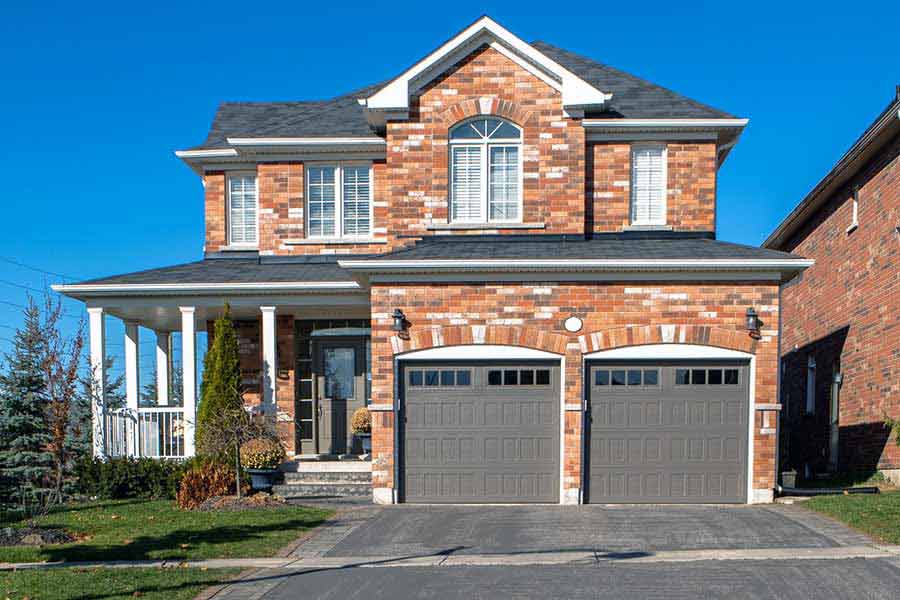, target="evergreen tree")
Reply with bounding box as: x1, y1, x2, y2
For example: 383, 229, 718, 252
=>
196, 304, 245, 457
0, 299, 52, 508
